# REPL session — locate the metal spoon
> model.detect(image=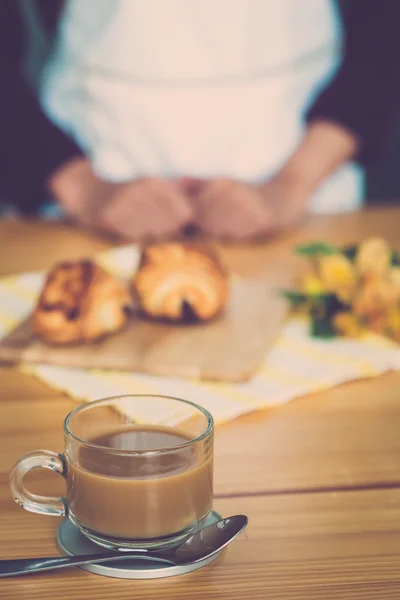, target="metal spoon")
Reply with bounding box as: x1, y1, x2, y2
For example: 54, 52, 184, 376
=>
0, 515, 248, 578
